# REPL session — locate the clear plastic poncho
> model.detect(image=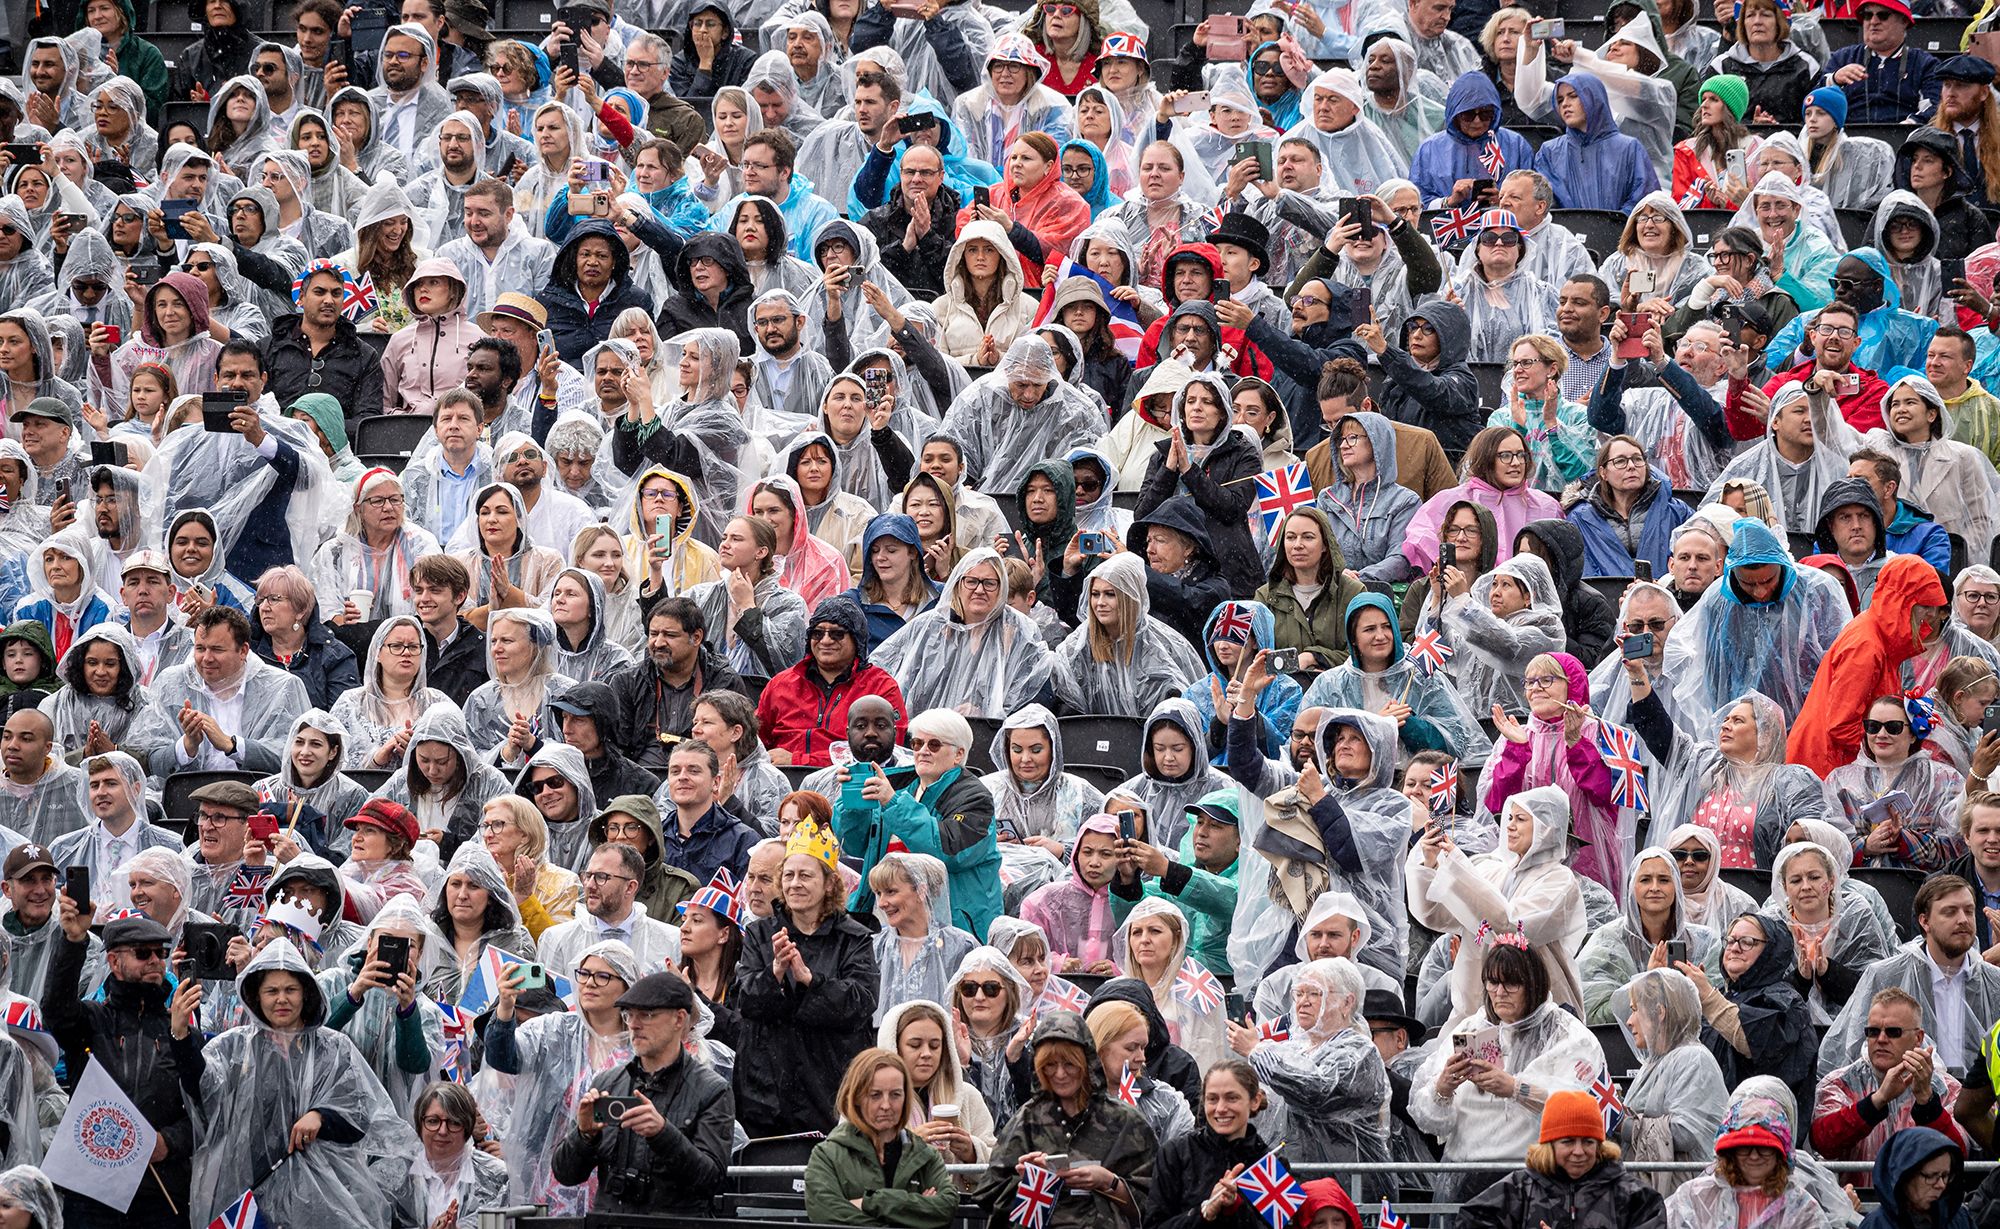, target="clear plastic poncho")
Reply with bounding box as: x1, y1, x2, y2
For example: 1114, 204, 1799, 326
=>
189, 938, 420, 1229
425, 840, 532, 1005
320, 894, 450, 1114
1576, 847, 1720, 1025
144, 411, 344, 579
460, 607, 575, 760
381, 706, 515, 861
1436, 553, 1565, 713
327, 616, 456, 771
652, 328, 753, 545
1611, 968, 1727, 1173
1761, 841, 1895, 1024
1111, 896, 1227, 1073
40, 622, 151, 753
1640, 691, 1831, 857
869, 851, 978, 1024
871, 548, 1055, 719
937, 337, 1106, 495
250, 709, 368, 858
1050, 553, 1206, 720
1106, 698, 1234, 852
1245, 957, 1392, 1179
980, 703, 1104, 849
